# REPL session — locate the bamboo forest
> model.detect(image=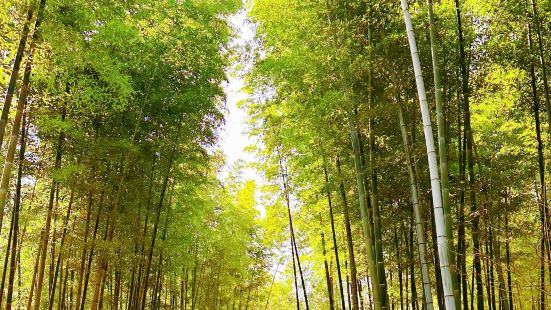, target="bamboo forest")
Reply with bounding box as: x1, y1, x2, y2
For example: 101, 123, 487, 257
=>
2, 0, 551, 309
